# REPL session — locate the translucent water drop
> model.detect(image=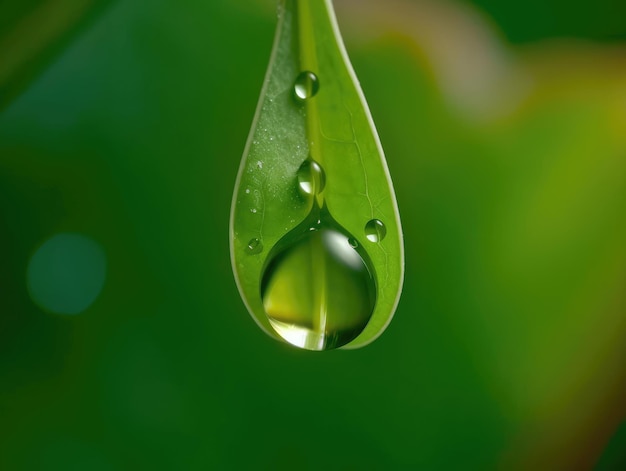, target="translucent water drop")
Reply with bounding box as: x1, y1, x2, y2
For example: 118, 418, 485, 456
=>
230, 0, 404, 351
365, 219, 386, 242
261, 210, 376, 351
297, 159, 325, 195
247, 238, 263, 255
294, 71, 319, 101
